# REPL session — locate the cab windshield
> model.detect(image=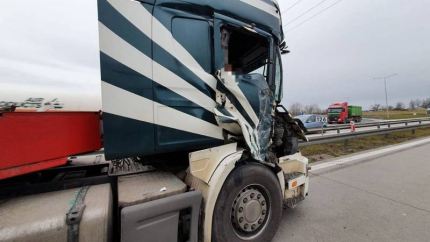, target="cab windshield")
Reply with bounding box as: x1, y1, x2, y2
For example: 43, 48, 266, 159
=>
328, 108, 343, 113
